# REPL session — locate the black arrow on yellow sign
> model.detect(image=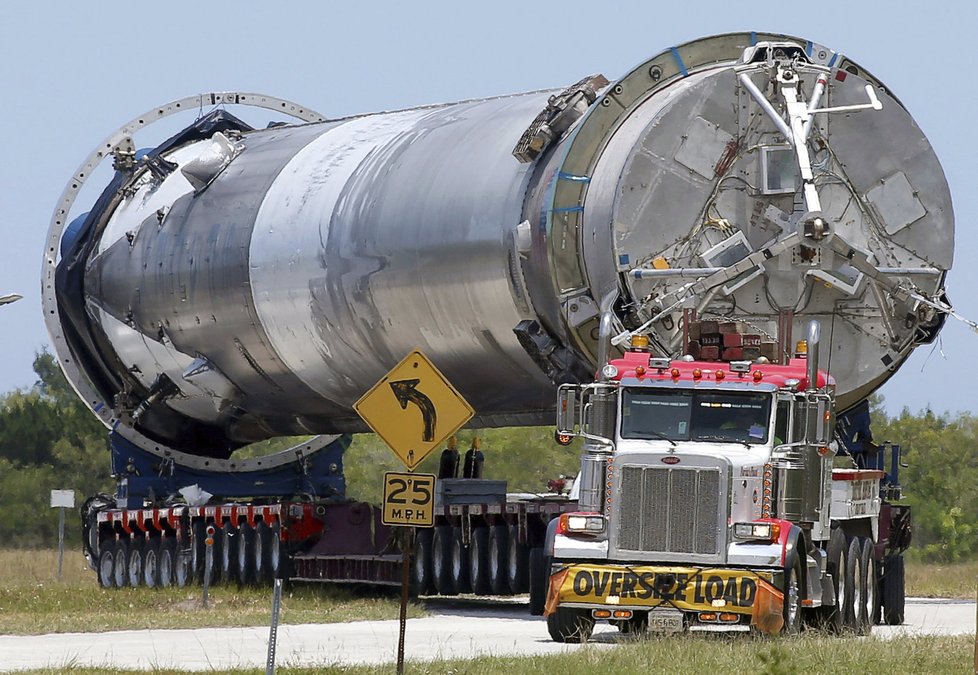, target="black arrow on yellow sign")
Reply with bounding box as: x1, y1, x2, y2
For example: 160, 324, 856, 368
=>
390, 378, 437, 442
